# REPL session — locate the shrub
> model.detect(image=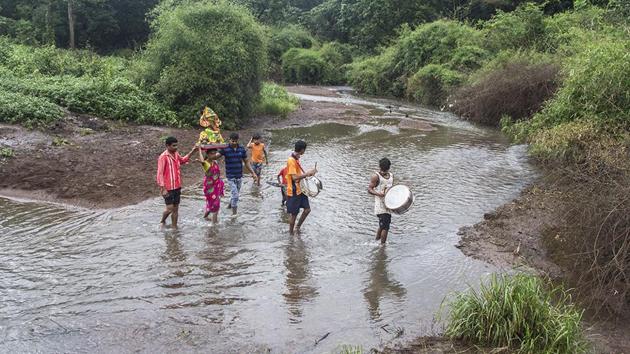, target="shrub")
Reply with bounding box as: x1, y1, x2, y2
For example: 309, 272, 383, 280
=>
445, 274, 587, 353
281, 47, 331, 84
482, 3, 546, 52
447, 45, 489, 72
139, 1, 267, 129
394, 21, 481, 76
0, 71, 177, 125
347, 47, 400, 96
406, 64, 464, 106
269, 25, 315, 64
453, 54, 560, 126
0, 90, 63, 127
255, 82, 299, 117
